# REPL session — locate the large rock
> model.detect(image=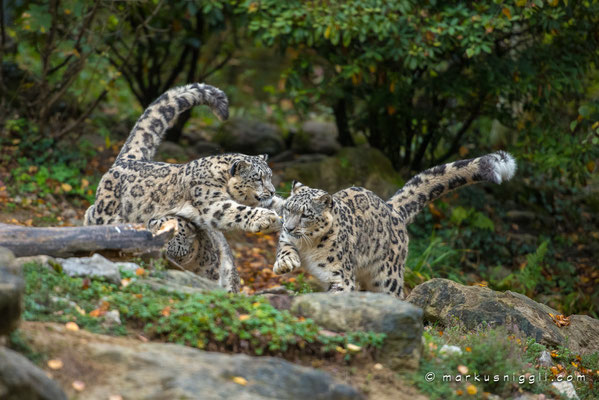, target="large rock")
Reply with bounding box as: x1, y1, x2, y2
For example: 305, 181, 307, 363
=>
0, 347, 67, 400
0, 247, 23, 336
140, 270, 222, 294
407, 278, 599, 355
290, 292, 423, 370
280, 147, 402, 199
214, 117, 285, 156
22, 322, 361, 400
292, 120, 341, 155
